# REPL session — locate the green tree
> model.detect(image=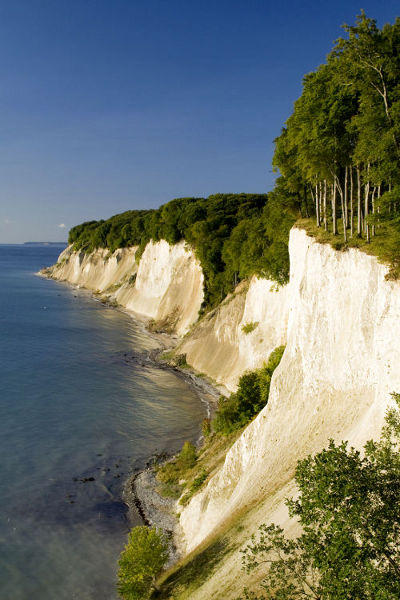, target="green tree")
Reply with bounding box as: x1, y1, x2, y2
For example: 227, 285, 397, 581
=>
241, 394, 400, 599
117, 526, 169, 600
